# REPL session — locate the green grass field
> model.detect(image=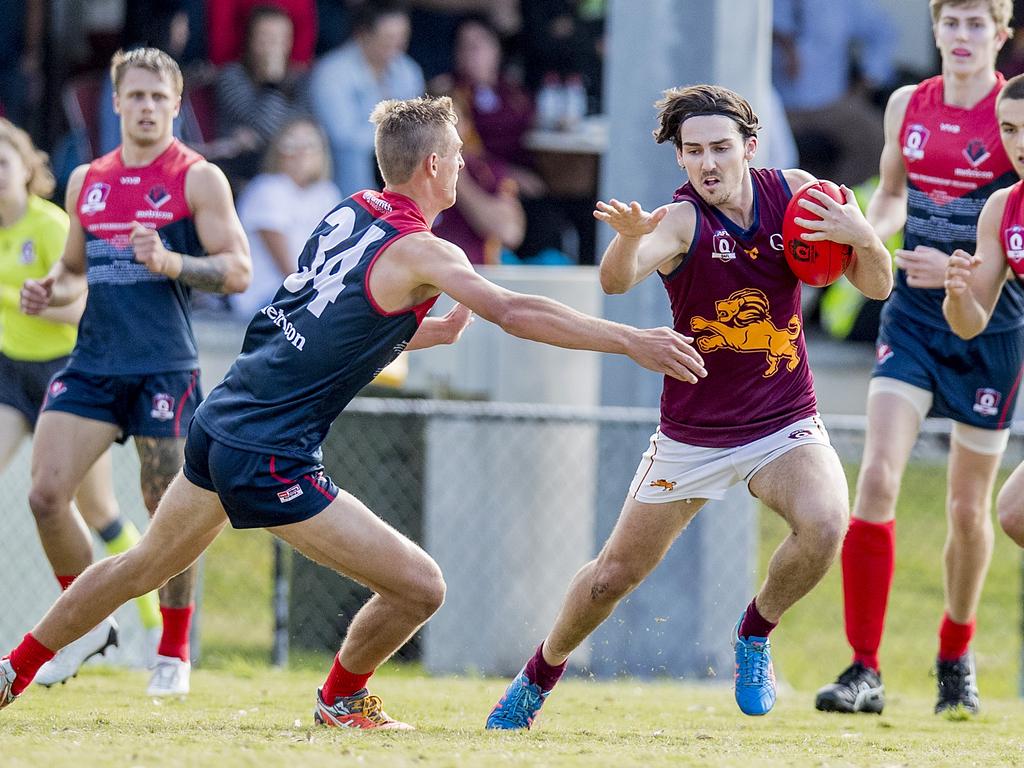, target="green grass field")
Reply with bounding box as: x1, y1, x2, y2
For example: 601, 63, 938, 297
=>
5, 461, 1024, 766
